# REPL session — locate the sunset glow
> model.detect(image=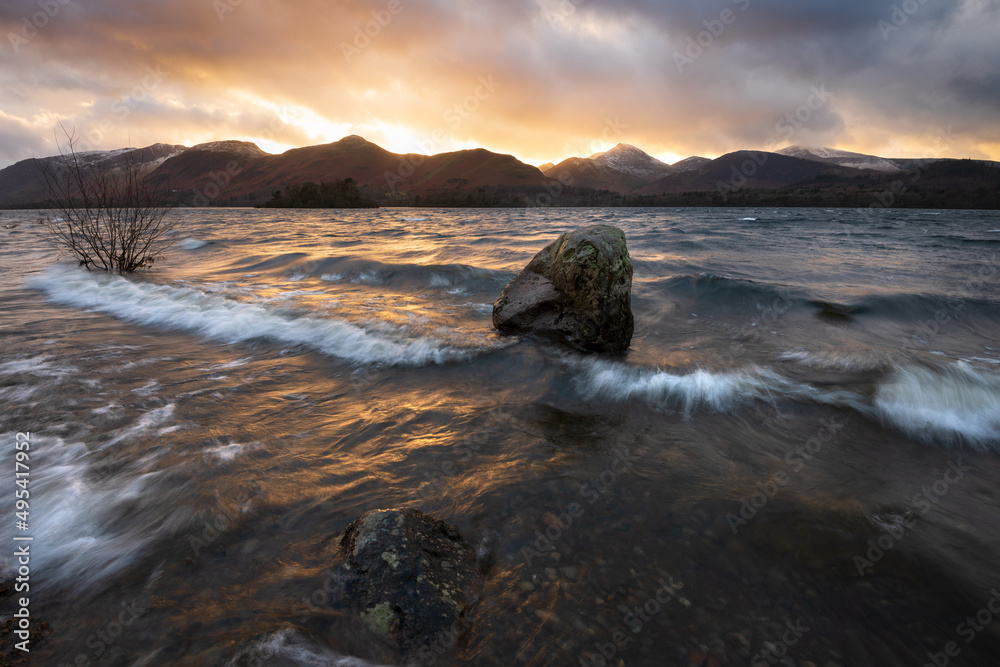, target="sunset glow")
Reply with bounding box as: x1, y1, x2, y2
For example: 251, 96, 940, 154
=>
1, 1, 998, 166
